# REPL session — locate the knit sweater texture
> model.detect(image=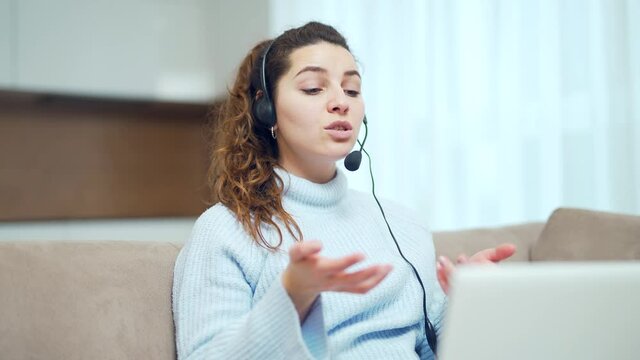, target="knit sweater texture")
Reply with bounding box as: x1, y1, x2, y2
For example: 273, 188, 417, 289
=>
172, 168, 447, 359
